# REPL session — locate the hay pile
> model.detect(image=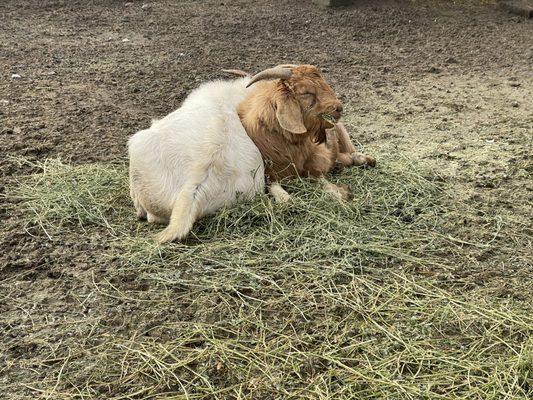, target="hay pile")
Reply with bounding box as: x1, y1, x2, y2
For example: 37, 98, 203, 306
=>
5, 155, 532, 399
